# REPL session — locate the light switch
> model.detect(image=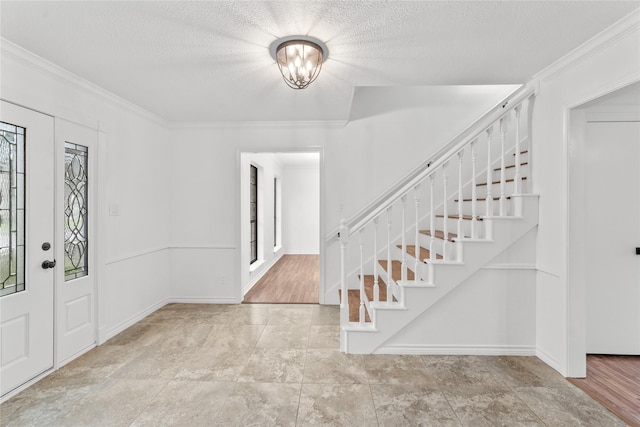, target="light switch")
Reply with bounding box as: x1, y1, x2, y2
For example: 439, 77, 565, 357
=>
109, 204, 120, 216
